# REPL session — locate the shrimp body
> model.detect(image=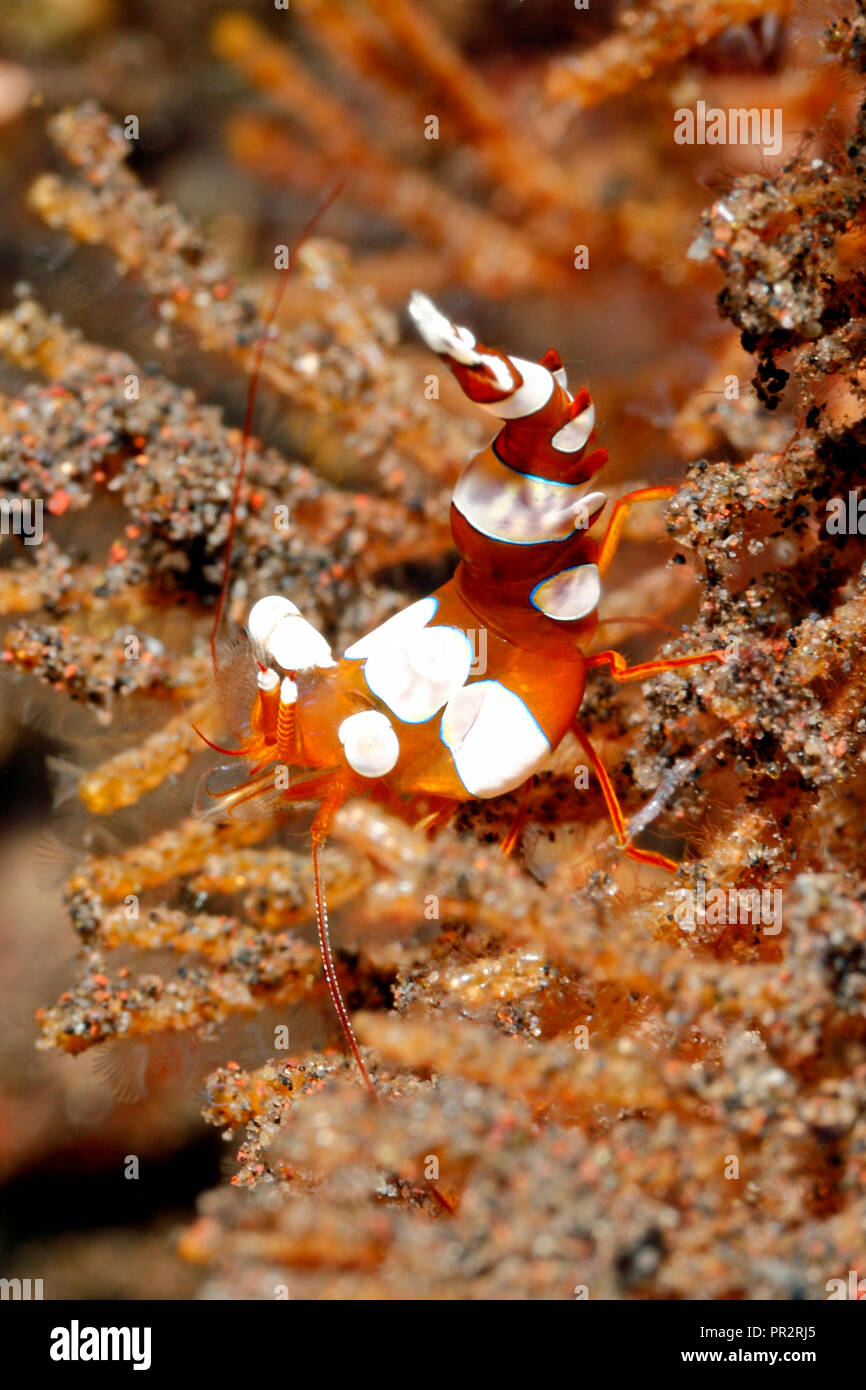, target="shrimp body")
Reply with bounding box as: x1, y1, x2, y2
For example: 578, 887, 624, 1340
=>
203, 293, 725, 1089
